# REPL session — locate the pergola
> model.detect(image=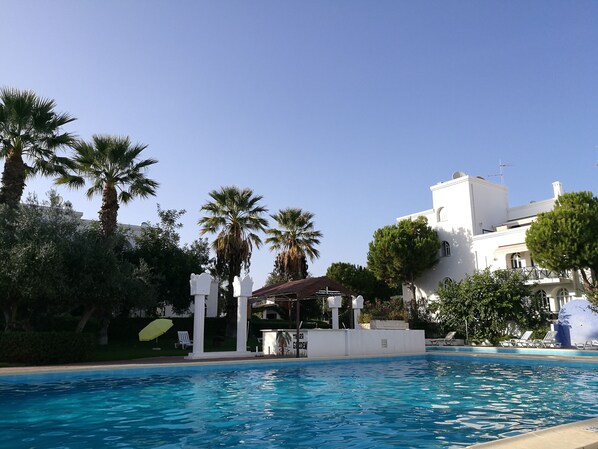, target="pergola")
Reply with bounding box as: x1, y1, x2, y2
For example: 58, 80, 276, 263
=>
251, 276, 355, 358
